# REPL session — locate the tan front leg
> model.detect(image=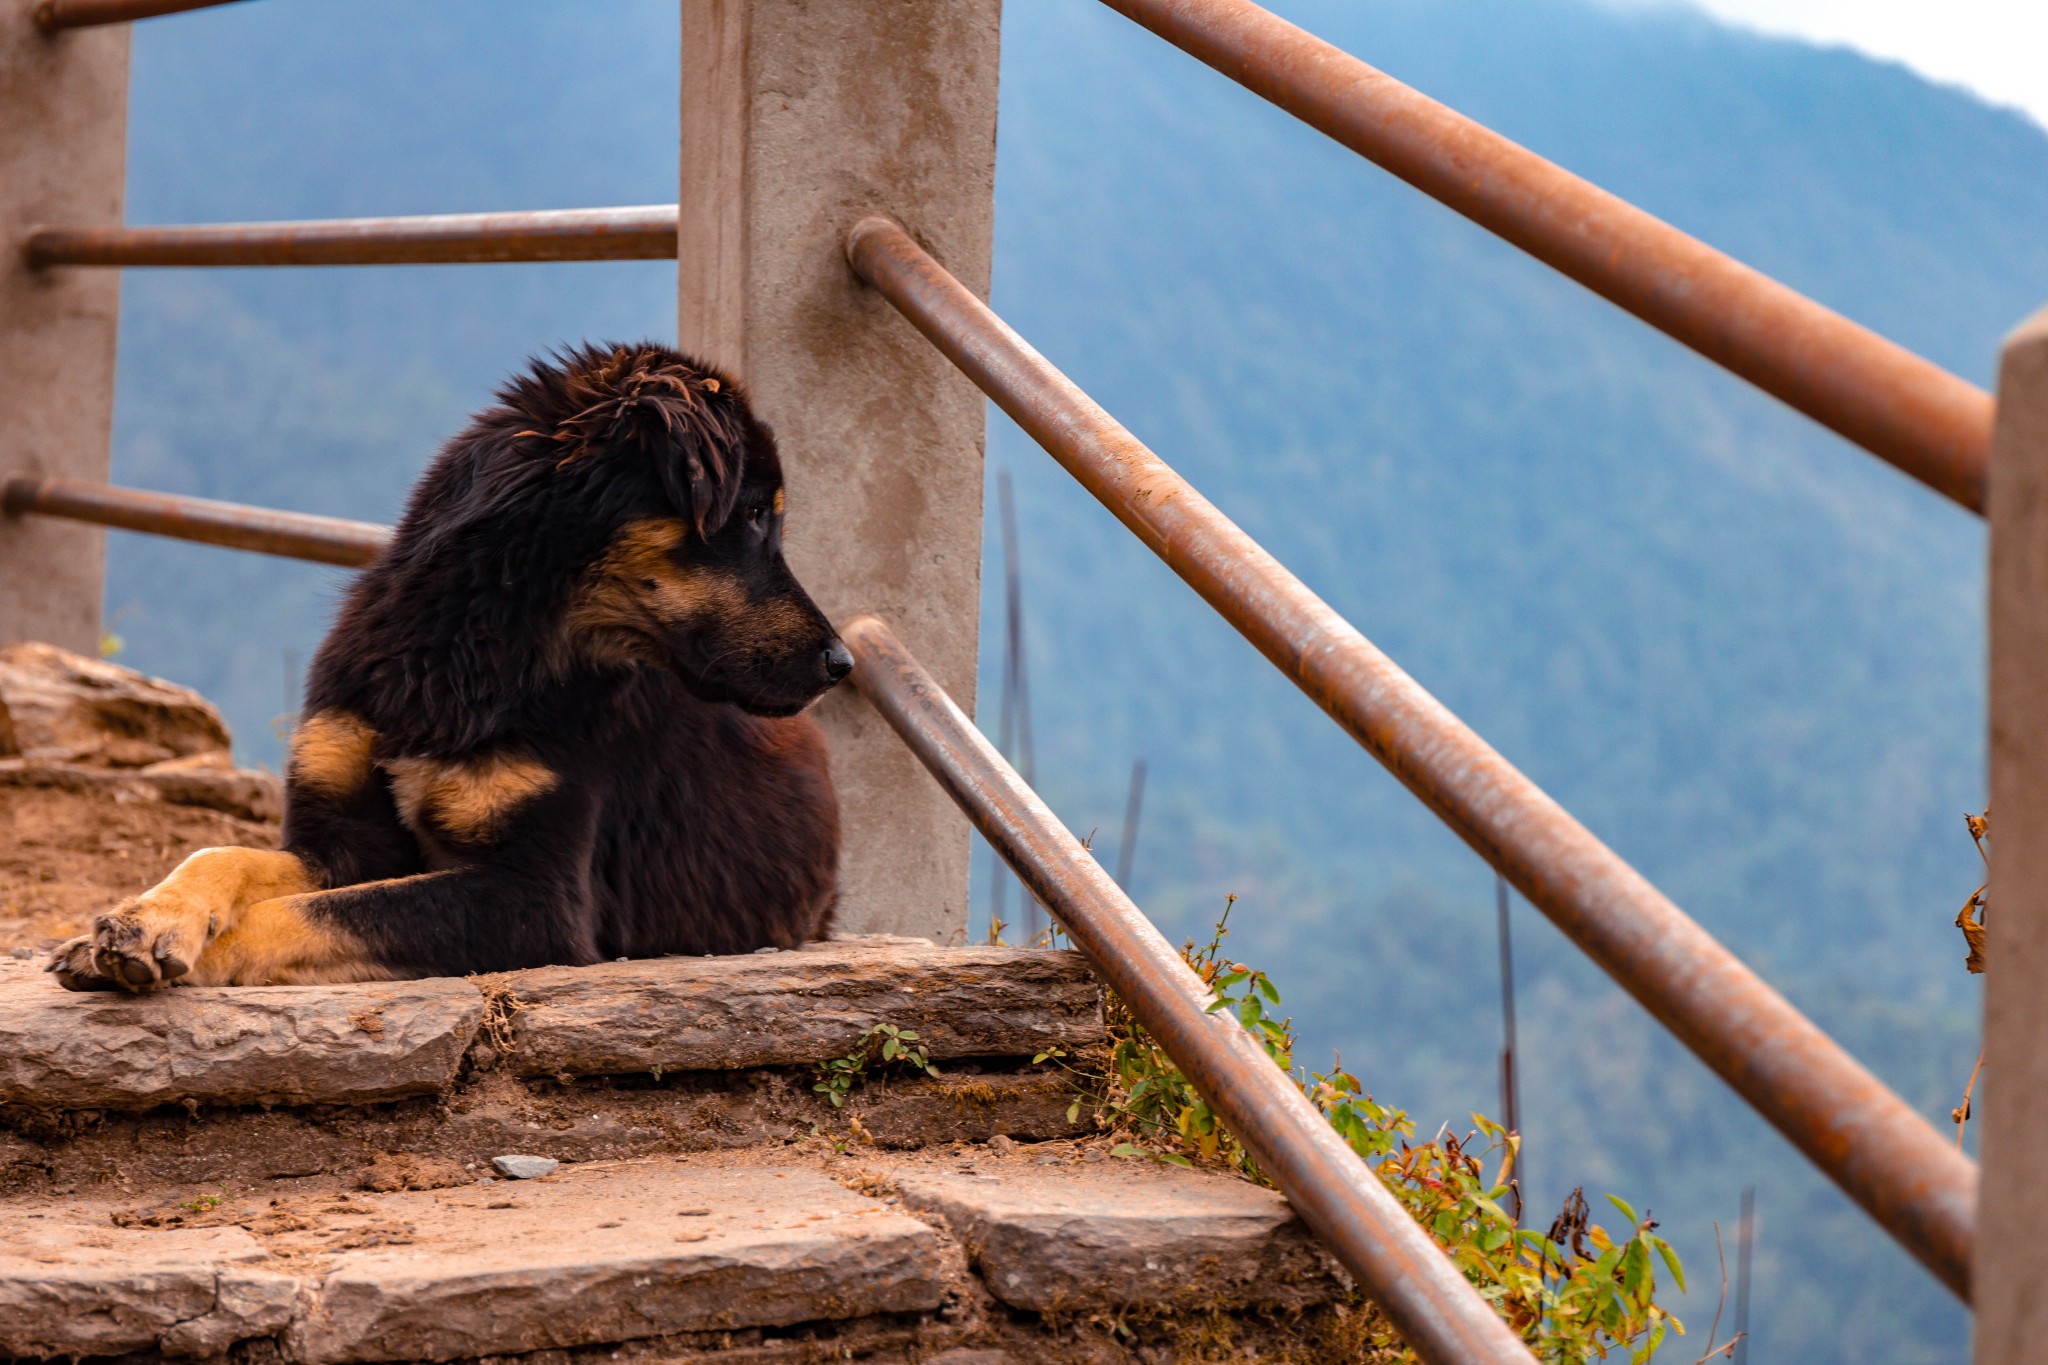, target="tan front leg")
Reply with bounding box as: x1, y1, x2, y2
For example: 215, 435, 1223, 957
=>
181, 891, 400, 987
46, 847, 318, 992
